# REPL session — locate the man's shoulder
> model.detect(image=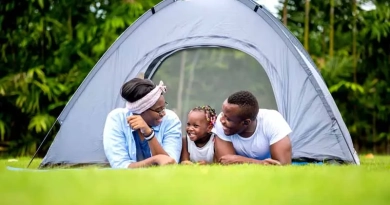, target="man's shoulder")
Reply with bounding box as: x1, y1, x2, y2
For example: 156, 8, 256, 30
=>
258, 109, 284, 120
257, 109, 288, 129
212, 116, 233, 141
